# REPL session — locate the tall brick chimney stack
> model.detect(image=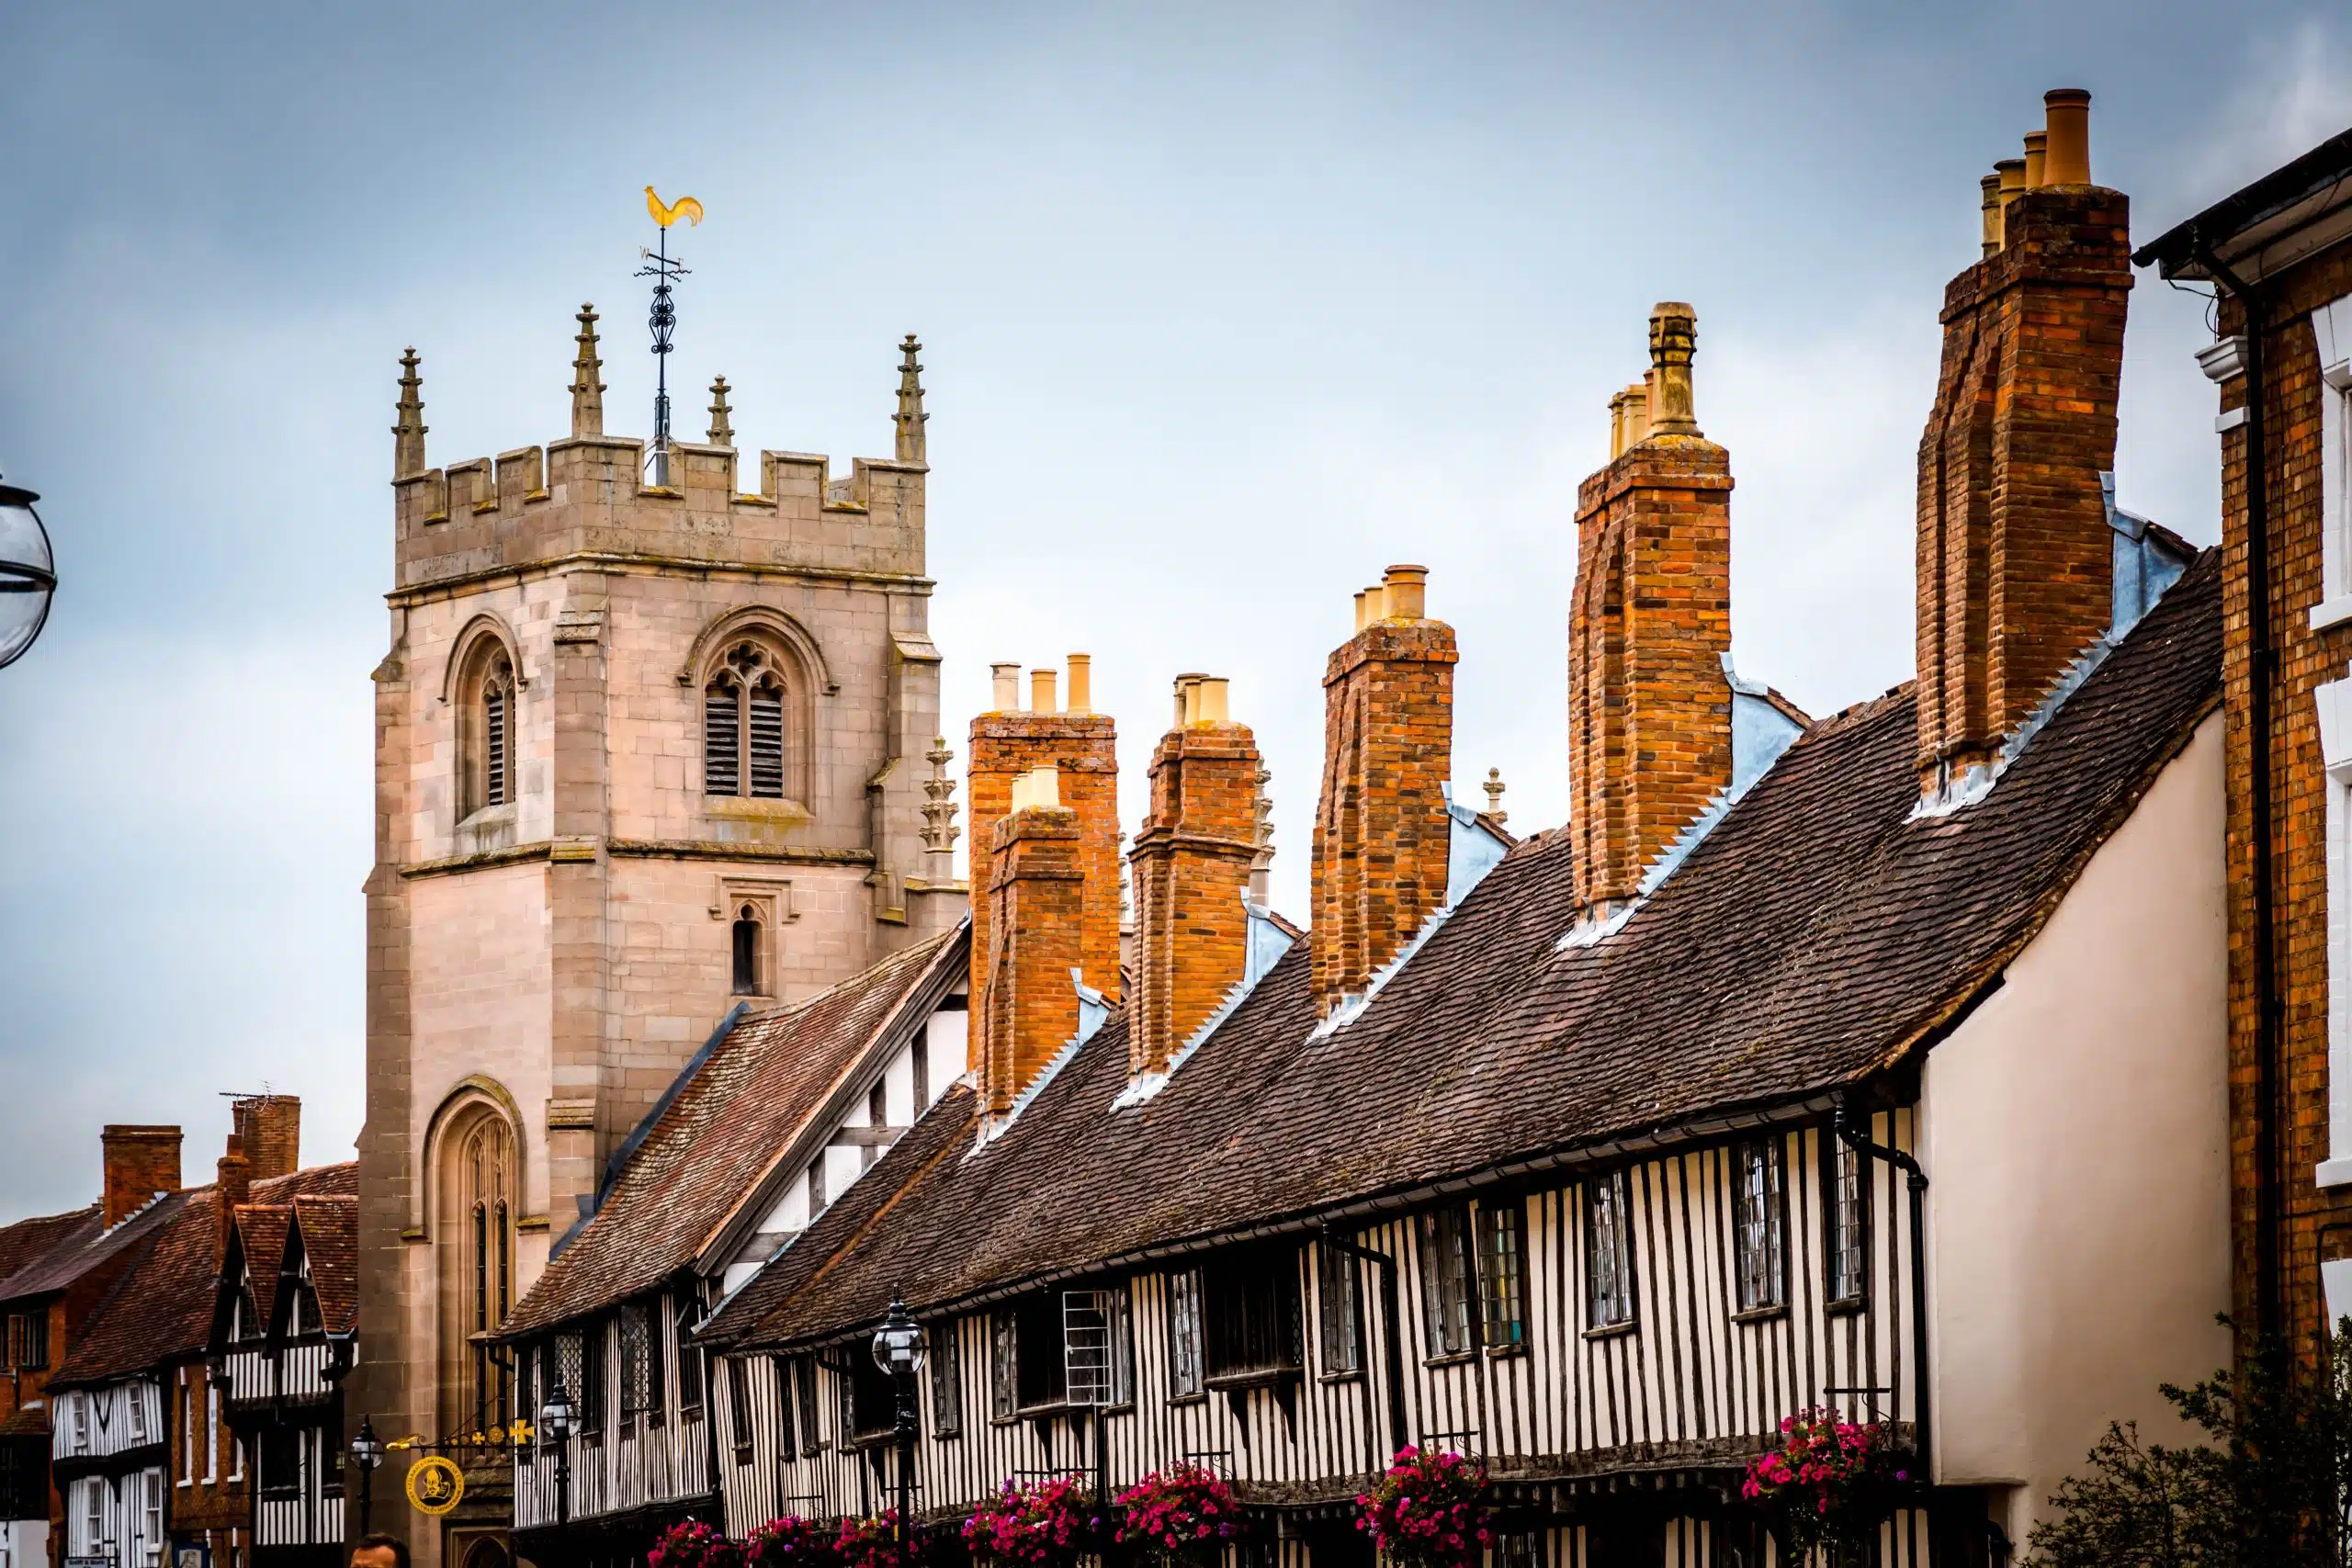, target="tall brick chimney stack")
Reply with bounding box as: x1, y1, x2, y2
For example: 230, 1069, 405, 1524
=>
232, 1095, 301, 1183
100, 1125, 182, 1227
216, 1134, 251, 1262
967, 660, 1121, 1025
1311, 565, 1457, 1020
1917, 89, 2130, 803
976, 769, 1086, 1118
1567, 303, 1735, 920
1130, 676, 1264, 1077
